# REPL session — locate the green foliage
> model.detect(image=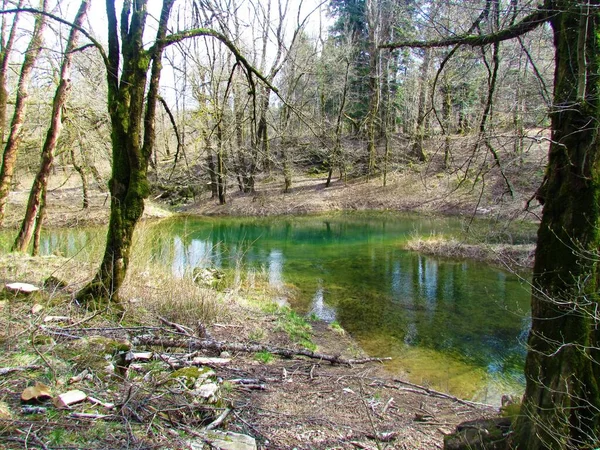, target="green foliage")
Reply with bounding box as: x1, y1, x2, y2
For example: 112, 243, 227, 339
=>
276, 307, 316, 351
254, 351, 274, 364
329, 321, 345, 335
